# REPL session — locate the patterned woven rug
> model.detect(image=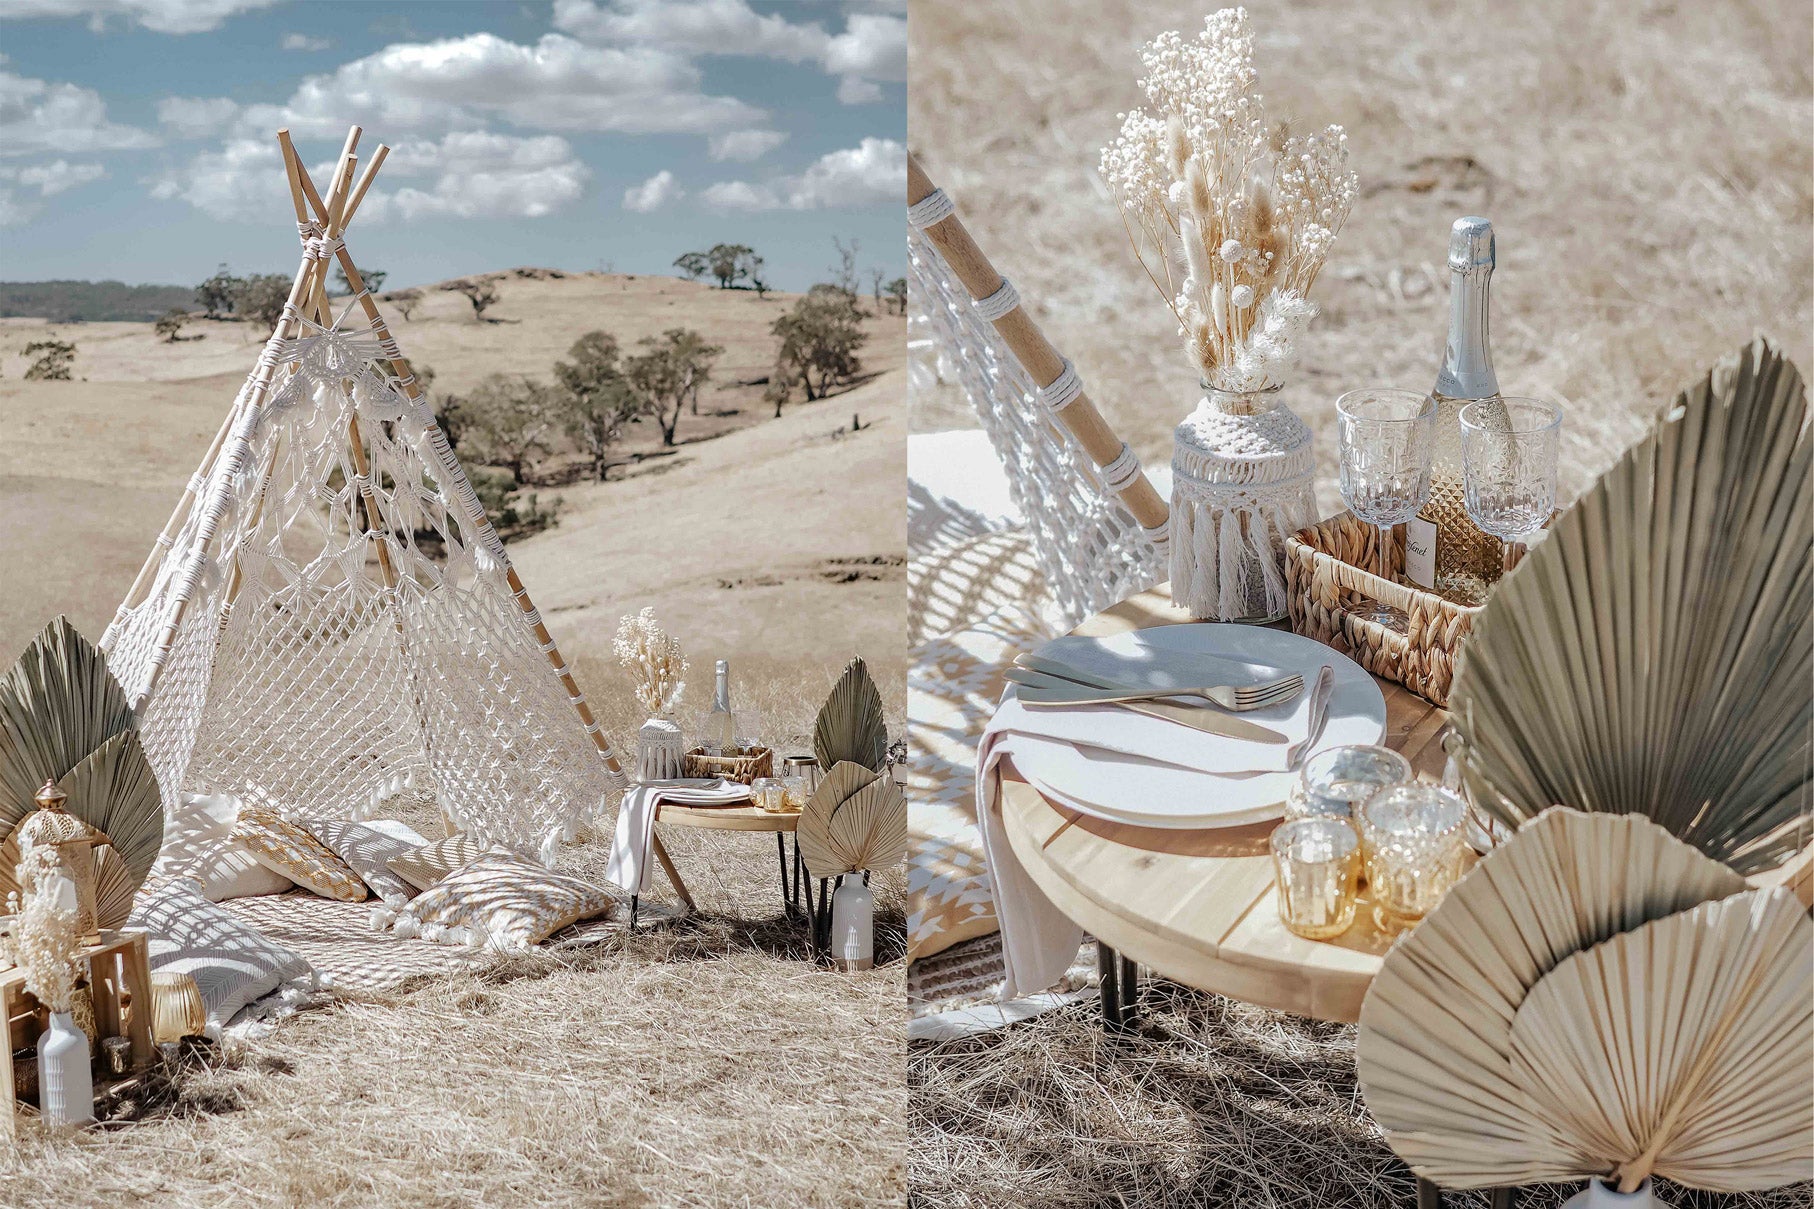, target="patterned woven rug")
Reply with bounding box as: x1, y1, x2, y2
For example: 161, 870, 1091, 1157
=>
908, 931, 1097, 1042
221, 891, 479, 994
